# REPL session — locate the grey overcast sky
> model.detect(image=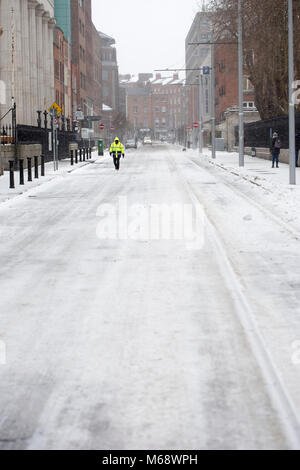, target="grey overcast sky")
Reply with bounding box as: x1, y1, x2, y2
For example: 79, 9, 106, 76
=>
91, 0, 202, 76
